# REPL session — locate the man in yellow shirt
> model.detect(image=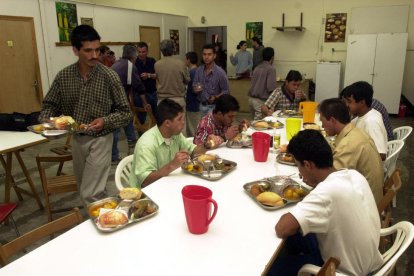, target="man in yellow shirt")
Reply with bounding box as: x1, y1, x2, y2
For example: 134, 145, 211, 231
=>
318, 98, 384, 204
